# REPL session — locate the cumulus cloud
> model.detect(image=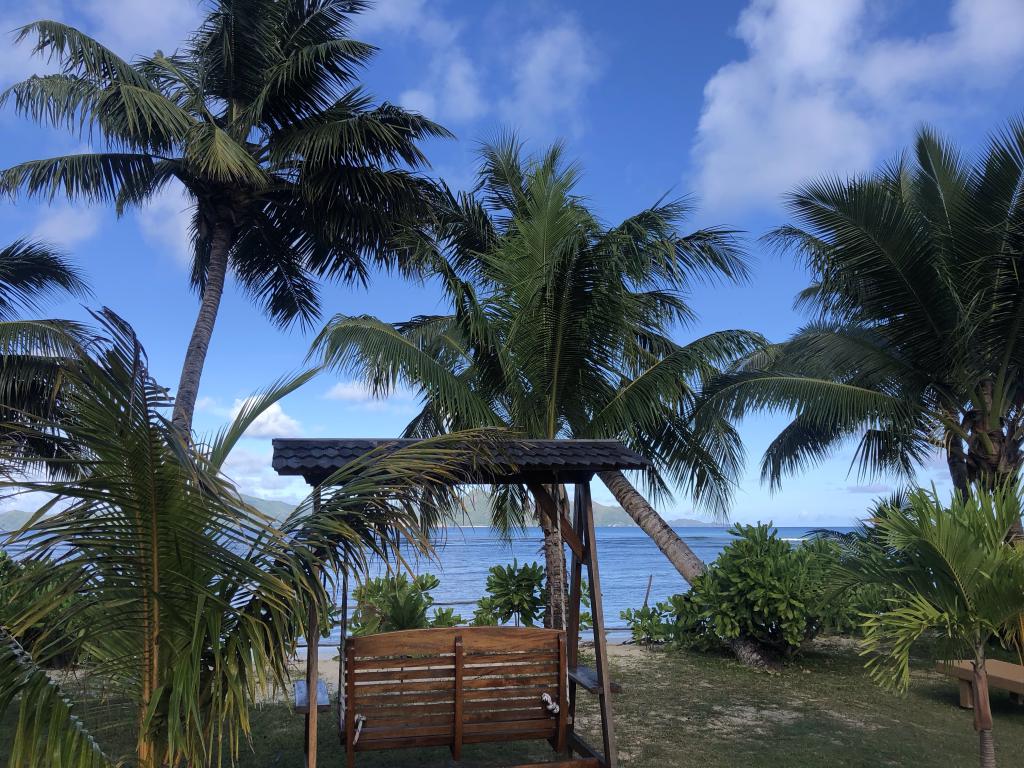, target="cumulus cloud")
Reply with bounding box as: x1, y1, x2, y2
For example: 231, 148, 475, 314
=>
221, 446, 308, 501
136, 181, 194, 266
692, 0, 1024, 213
31, 205, 102, 248
324, 380, 419, 414
1, 0, 200, 86
230, 399, 302, 438
357, 0, 485, 123
498, 17, 599, 136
